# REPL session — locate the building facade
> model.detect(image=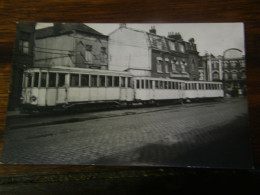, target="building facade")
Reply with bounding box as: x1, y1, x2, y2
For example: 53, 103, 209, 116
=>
34, 23, 109, 70
109, 24, 201, 80
9, 22, 36, 110
202, 48, 246, 96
